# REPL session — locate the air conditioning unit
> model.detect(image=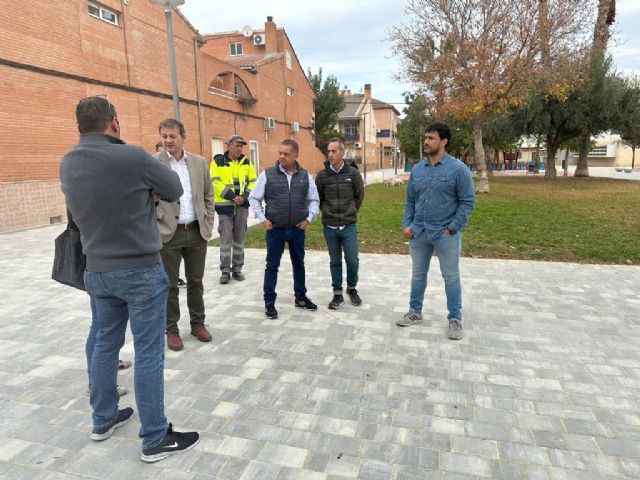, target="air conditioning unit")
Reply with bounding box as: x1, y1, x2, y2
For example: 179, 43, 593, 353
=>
290, 122, 299, 133
264, 117, 275, 130
253, 34, 265, 46
354, 142, 362, 149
